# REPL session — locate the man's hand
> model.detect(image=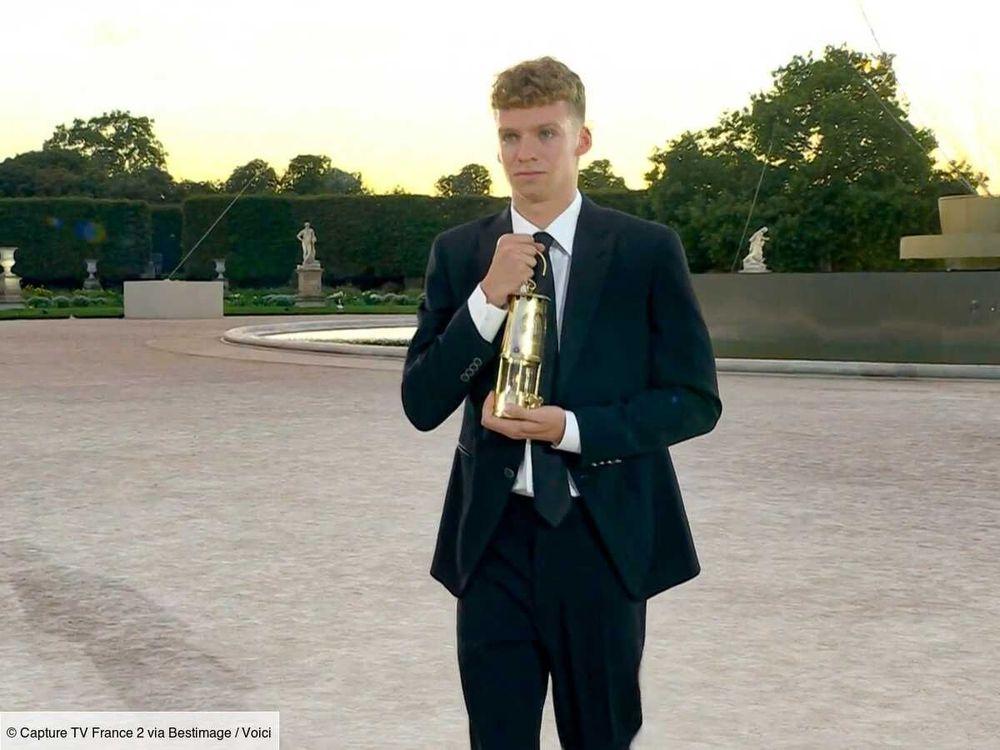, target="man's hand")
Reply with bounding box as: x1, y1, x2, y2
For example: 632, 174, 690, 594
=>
482, 391, 566, 444
480, 233, 547, 307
